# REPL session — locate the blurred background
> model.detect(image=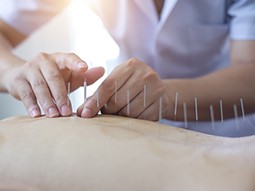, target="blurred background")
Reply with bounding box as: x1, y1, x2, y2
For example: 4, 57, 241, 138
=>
0, 0, 119, 119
